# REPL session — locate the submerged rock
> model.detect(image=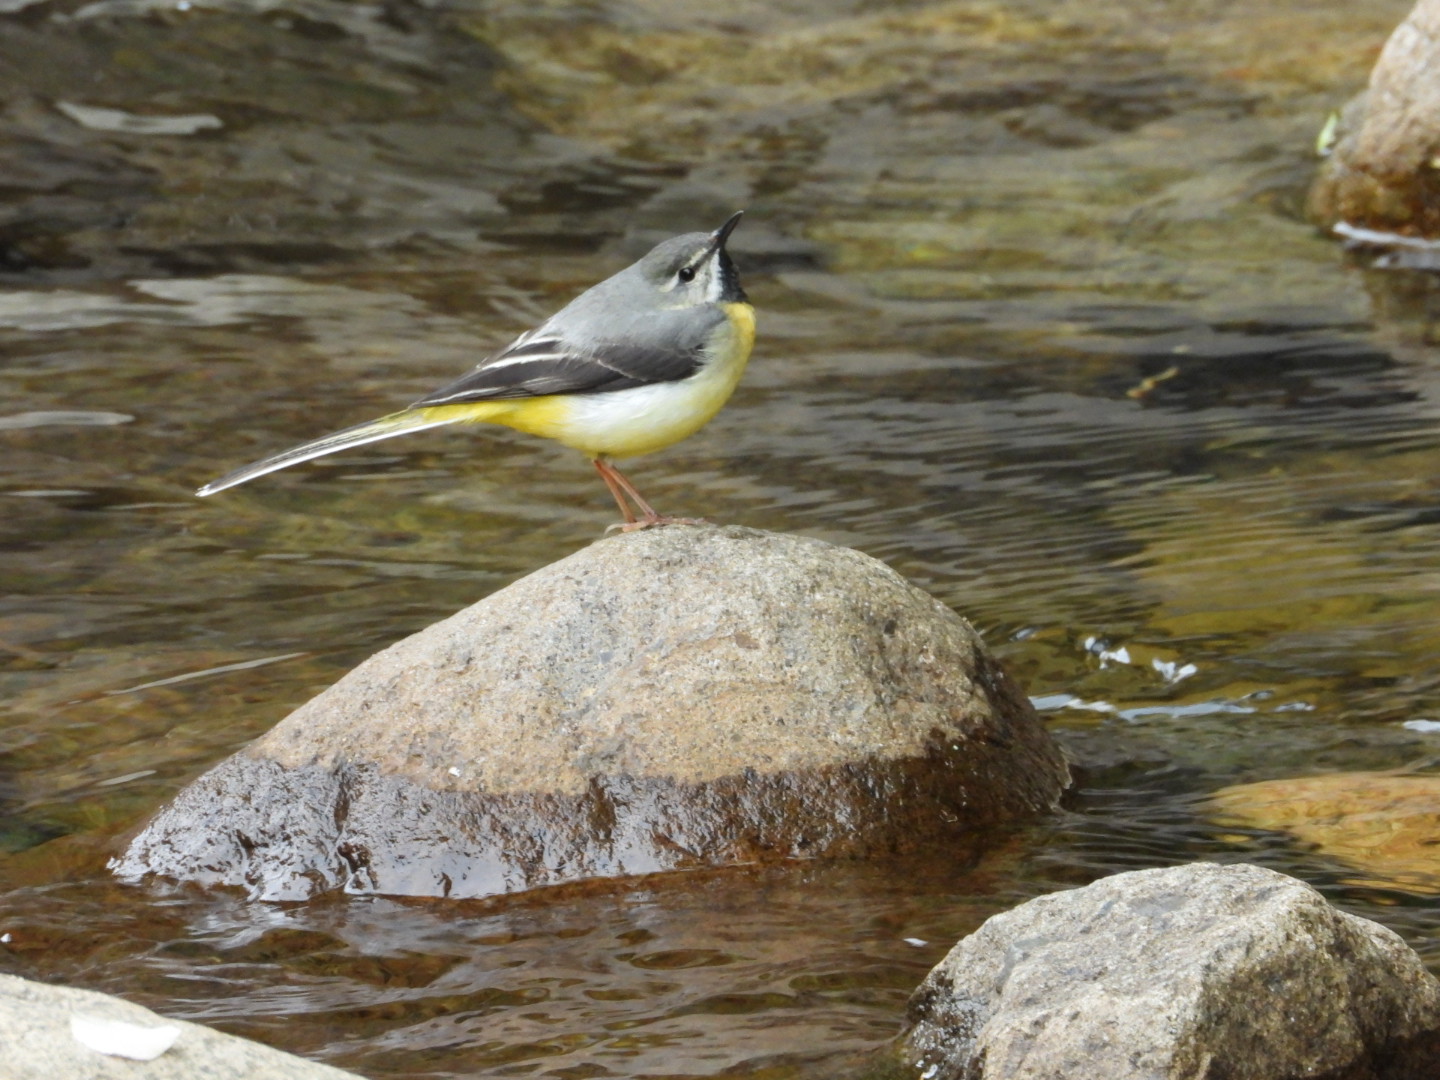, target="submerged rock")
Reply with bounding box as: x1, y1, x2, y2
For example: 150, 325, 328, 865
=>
1309, 0, 1440, 236
900, 862, 1440, 1080
113, 525, 1068, 900
0, 974, 360, 1079
1212, 772, 1440, 895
